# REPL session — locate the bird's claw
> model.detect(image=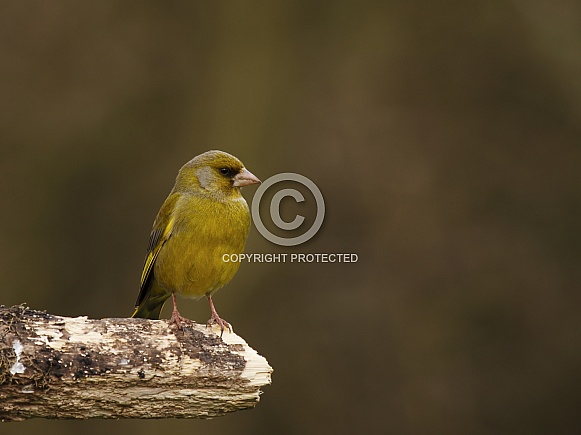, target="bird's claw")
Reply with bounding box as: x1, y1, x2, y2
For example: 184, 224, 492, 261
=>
169, 311, 190, 330
206, 315, 232, 337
